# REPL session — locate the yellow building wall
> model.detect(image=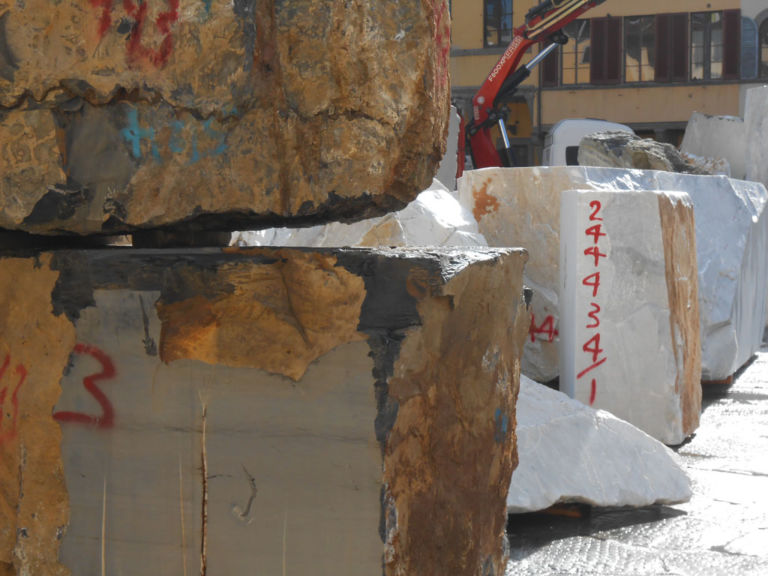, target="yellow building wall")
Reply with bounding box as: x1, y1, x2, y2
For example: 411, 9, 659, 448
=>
541, 85, 741, 125
450, 0, 742, 90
